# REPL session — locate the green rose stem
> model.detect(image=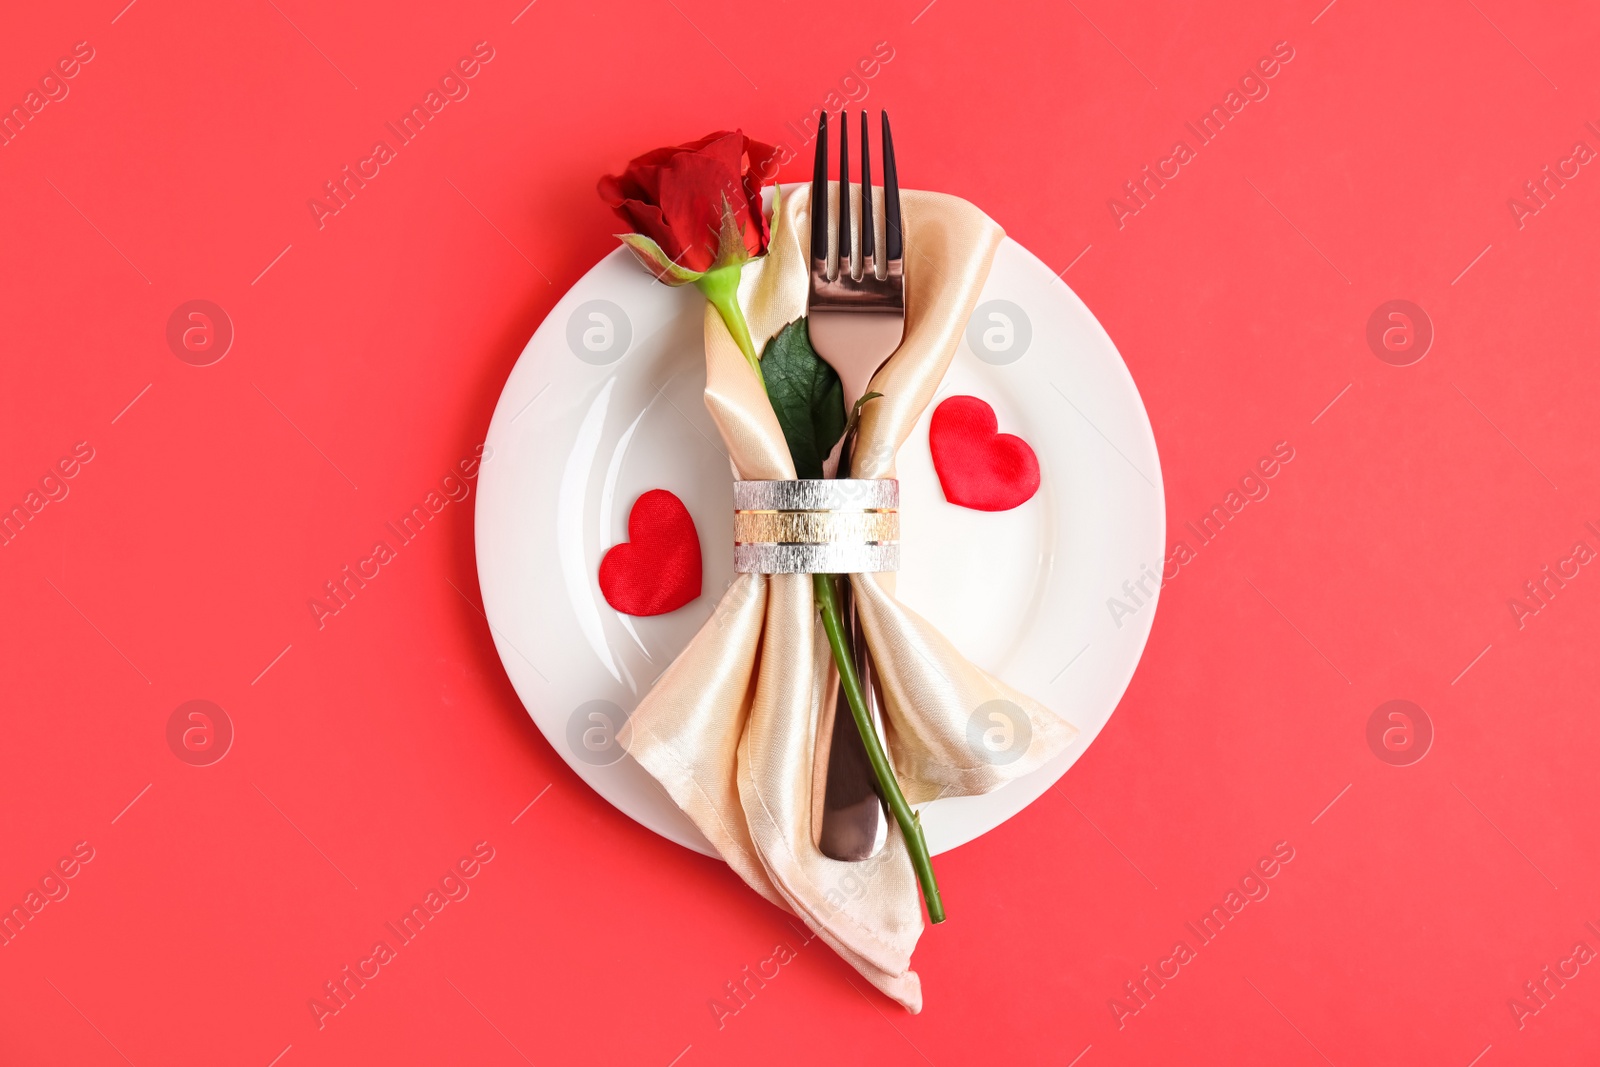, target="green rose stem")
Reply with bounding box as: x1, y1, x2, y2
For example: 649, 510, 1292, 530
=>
699, 261, 944, 924
697, 264, 764, 387
813, 572, 946, 924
